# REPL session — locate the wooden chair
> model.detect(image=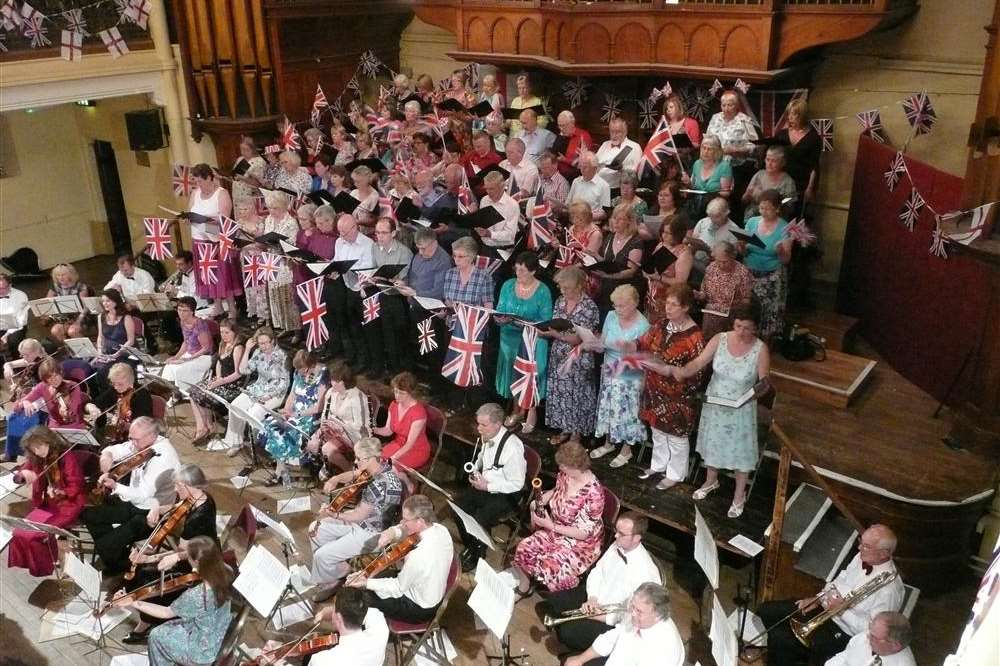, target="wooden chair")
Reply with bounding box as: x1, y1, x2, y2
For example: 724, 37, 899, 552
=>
420, 403, 448, 485
214, 601, 252, 666
494, 445, 543, 566
601, 486, 622, 549
388, 554, 461, 665
220, 504, 259, 556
